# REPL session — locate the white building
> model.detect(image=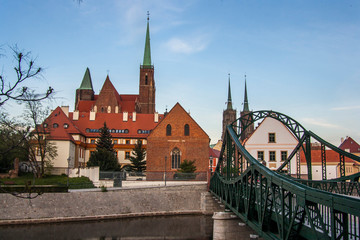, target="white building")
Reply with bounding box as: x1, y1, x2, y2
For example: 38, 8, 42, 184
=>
243, 117, 298, 173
